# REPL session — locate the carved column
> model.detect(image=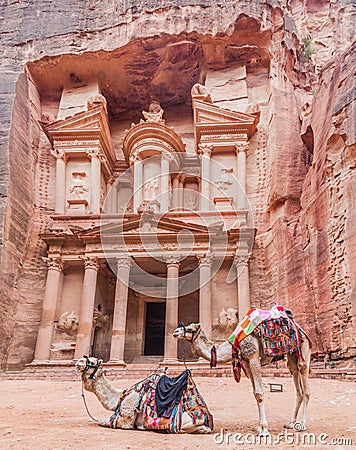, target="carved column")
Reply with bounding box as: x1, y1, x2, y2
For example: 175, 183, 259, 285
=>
233, 254, 251, 322
74, 257, 100, 359
105, 177, 116, 213
198, 144, 212, 211
132, 156, 143, 213
198, 253, 213, 338
110, 256, 132, 364
164, 256, 180, 363
87, 149, 101, 214
178, 176, 184, 210
34, 257, 63, 361
54, 151, 67, 214
172, 175, 180, 210
160, 154, 170, 213
235, 142, 248, 210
